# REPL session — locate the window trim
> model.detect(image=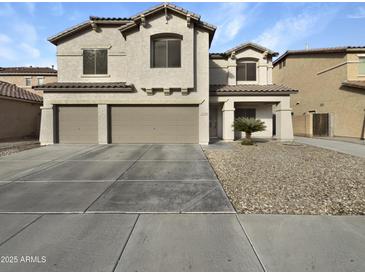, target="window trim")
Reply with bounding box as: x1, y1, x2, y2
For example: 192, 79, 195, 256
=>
25, 77, 32, 87
150, 33, 182, 68
36, 77, 44, 85
358, 56, 365, 76
82, 48, 108, 75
